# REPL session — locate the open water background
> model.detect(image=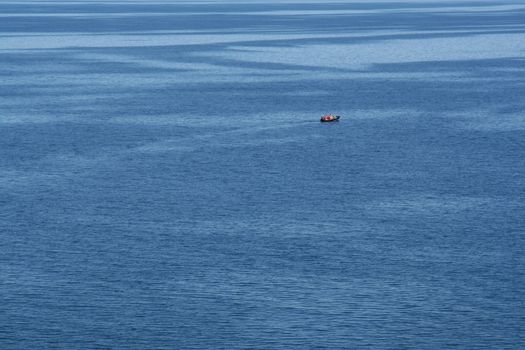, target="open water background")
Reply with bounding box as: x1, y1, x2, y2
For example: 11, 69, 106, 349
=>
1, 1, 525, 348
